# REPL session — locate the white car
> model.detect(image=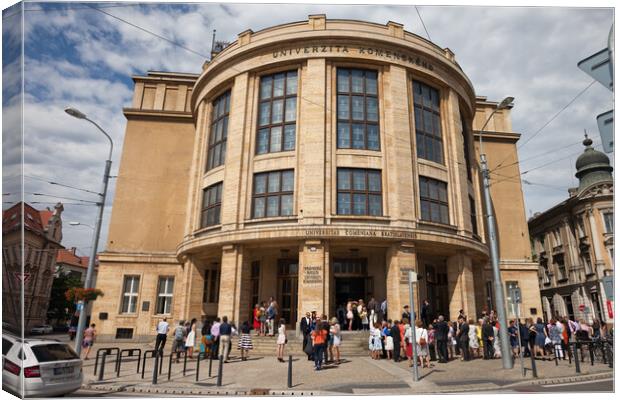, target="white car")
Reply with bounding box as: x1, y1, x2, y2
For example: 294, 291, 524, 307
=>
29, 325, 54, 335
2, 333, 83, 397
